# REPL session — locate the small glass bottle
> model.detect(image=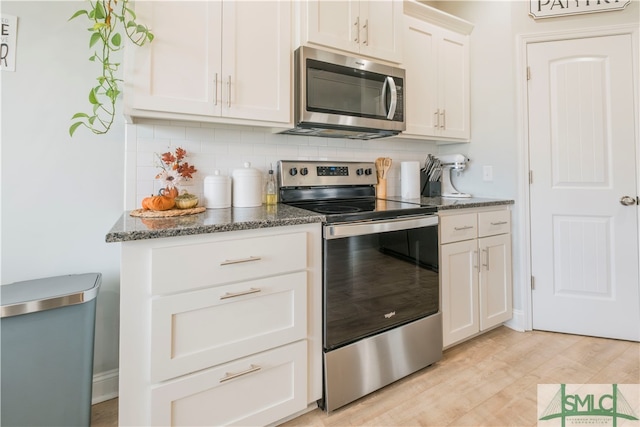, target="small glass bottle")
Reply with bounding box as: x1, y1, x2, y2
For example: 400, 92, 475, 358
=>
265, 164, 278, 206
